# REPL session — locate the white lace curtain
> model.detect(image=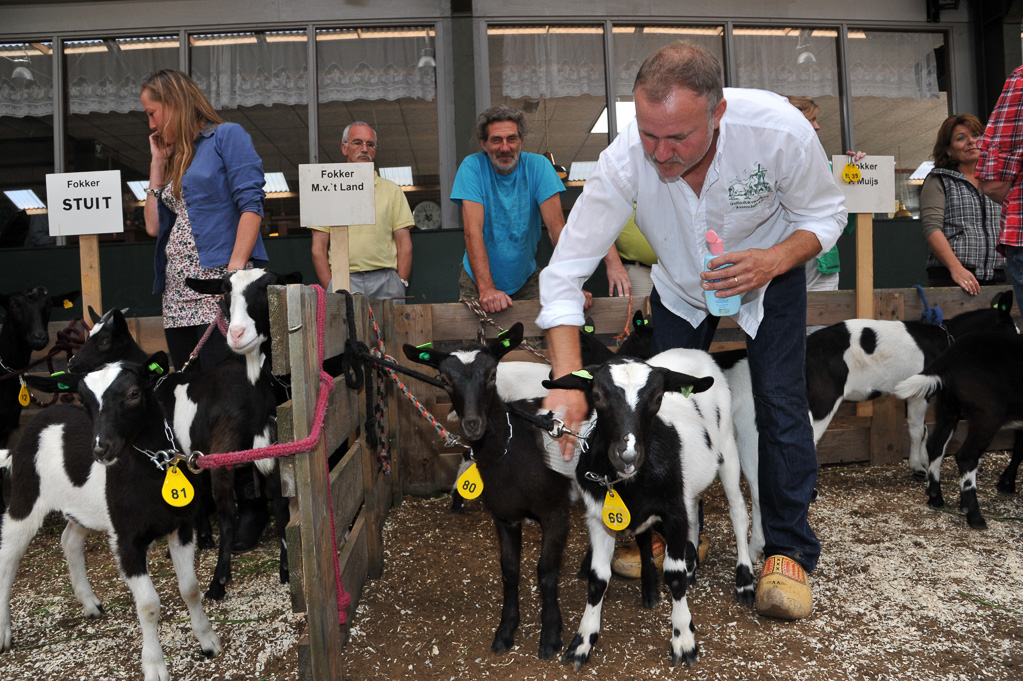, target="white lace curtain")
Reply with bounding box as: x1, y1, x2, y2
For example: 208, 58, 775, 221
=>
0, 34, 435, 119
495, 29, 942, 101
